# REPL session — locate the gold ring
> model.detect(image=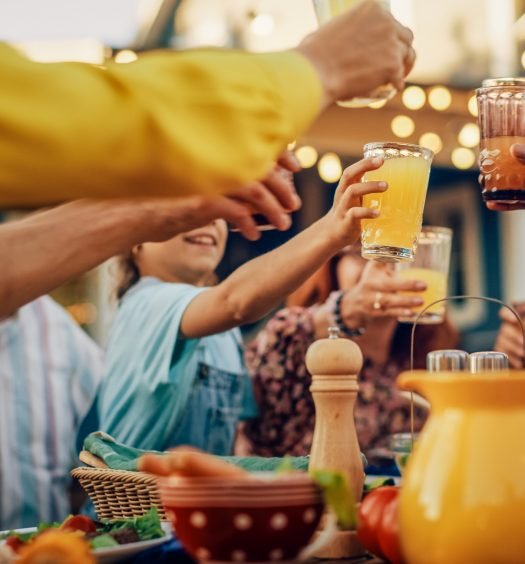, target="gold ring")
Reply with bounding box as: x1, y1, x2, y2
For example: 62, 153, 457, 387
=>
373, 292, 383, 311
